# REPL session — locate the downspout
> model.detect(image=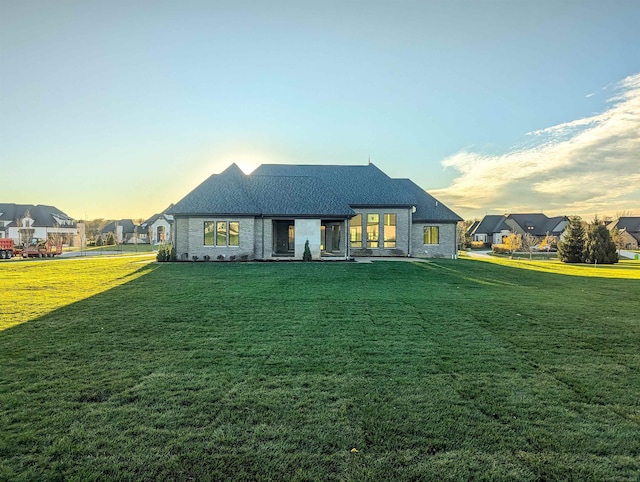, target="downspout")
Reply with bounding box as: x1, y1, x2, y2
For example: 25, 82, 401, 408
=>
261, 214, 265, 260
408, 207, 413, 257
174, 216, 179, 260
454, 222, 458, 260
